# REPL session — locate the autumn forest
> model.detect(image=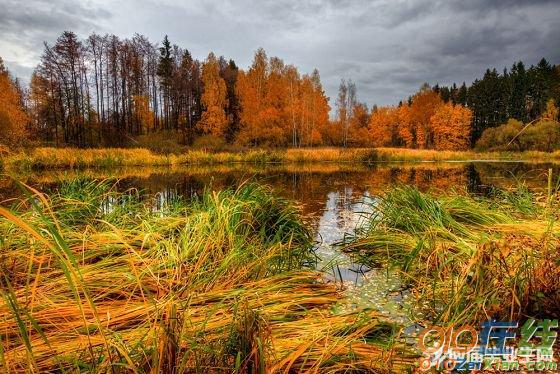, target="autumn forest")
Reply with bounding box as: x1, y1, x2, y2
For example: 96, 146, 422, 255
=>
1, 31, 560, 152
